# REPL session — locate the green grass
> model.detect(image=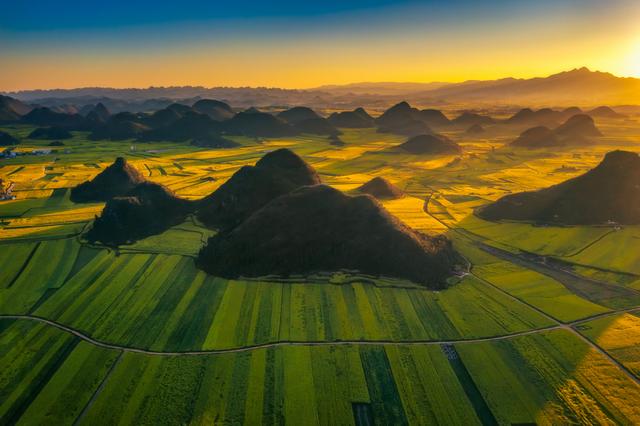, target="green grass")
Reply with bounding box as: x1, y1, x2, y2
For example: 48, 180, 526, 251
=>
0, 238, 81, 314
577, 312, 640, 379
455, 214, 613, 257
78, 344, 482, 425
2, 125, 640, 424
20, 249, 552, 350
0, 242, 37, 288
568, 227, 640, 275
457, 329, 640, 424
473, 260, 610, 322
5, 325, 638, 425
0, 319, 120, 424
